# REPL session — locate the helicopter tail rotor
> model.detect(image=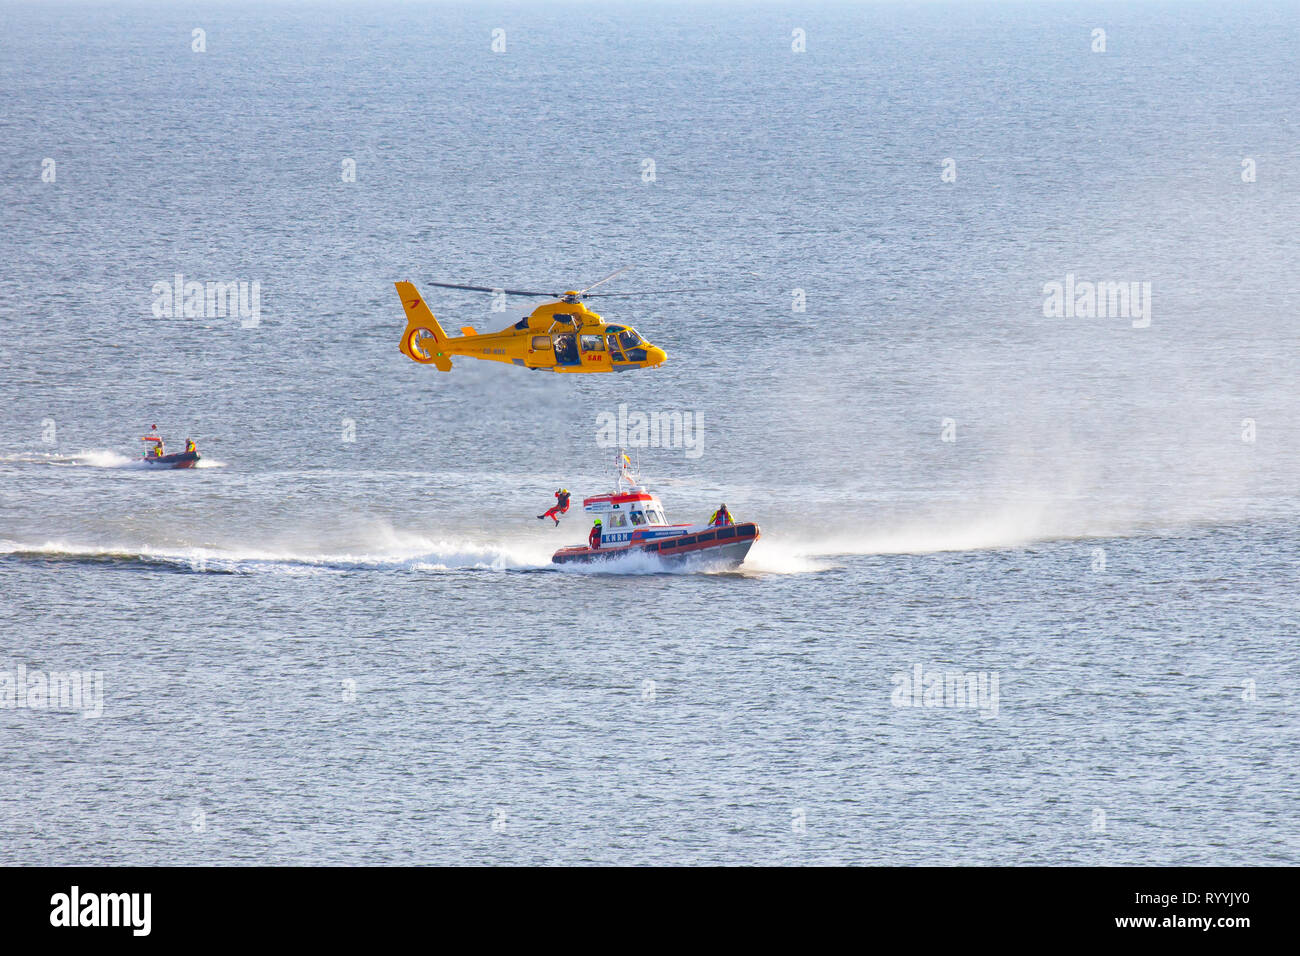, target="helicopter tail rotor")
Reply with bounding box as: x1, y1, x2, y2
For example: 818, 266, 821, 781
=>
395, 282, 454, 371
